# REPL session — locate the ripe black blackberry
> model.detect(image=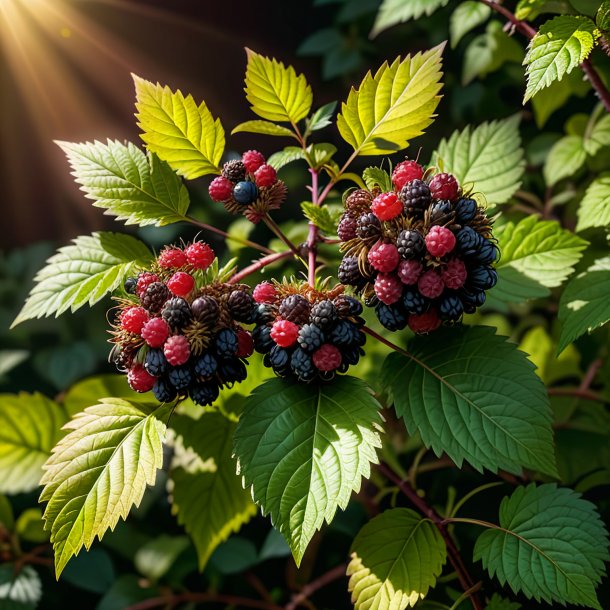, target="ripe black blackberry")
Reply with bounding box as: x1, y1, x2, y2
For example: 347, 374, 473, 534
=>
145, 349, 168, 376
215, 328, 238, 358
298, 324, 325, 352
376, 302, 408, 331
153, 378, 177, 403
141, 282, 170, 313
396, 230, 425, 260
428, 200, 453, 224
402, 290, 428, 315
168, 366, 192, 390
254, 304, 276, 324
265, 345, 291, 376
218, 357, 247, 385
290, 348, 316, 382
124, 277, 137, 294
253, 325, 274, 353
356, 212, 381, 239
194, 352, 218, 378
439, 295, 464, 321
399, 179, 431, 216
338, 256, 364, 287
333, 294, 363, 317
222, 159, 246, 182
329, 319, 361, 347
162, 297, 192, 329
190, 381, 219, 406
191, 296, 219, 324
310, 300, 338, 330
455, 198, 477, 223
279, 294, 311, 325
228, 290, 256, 323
